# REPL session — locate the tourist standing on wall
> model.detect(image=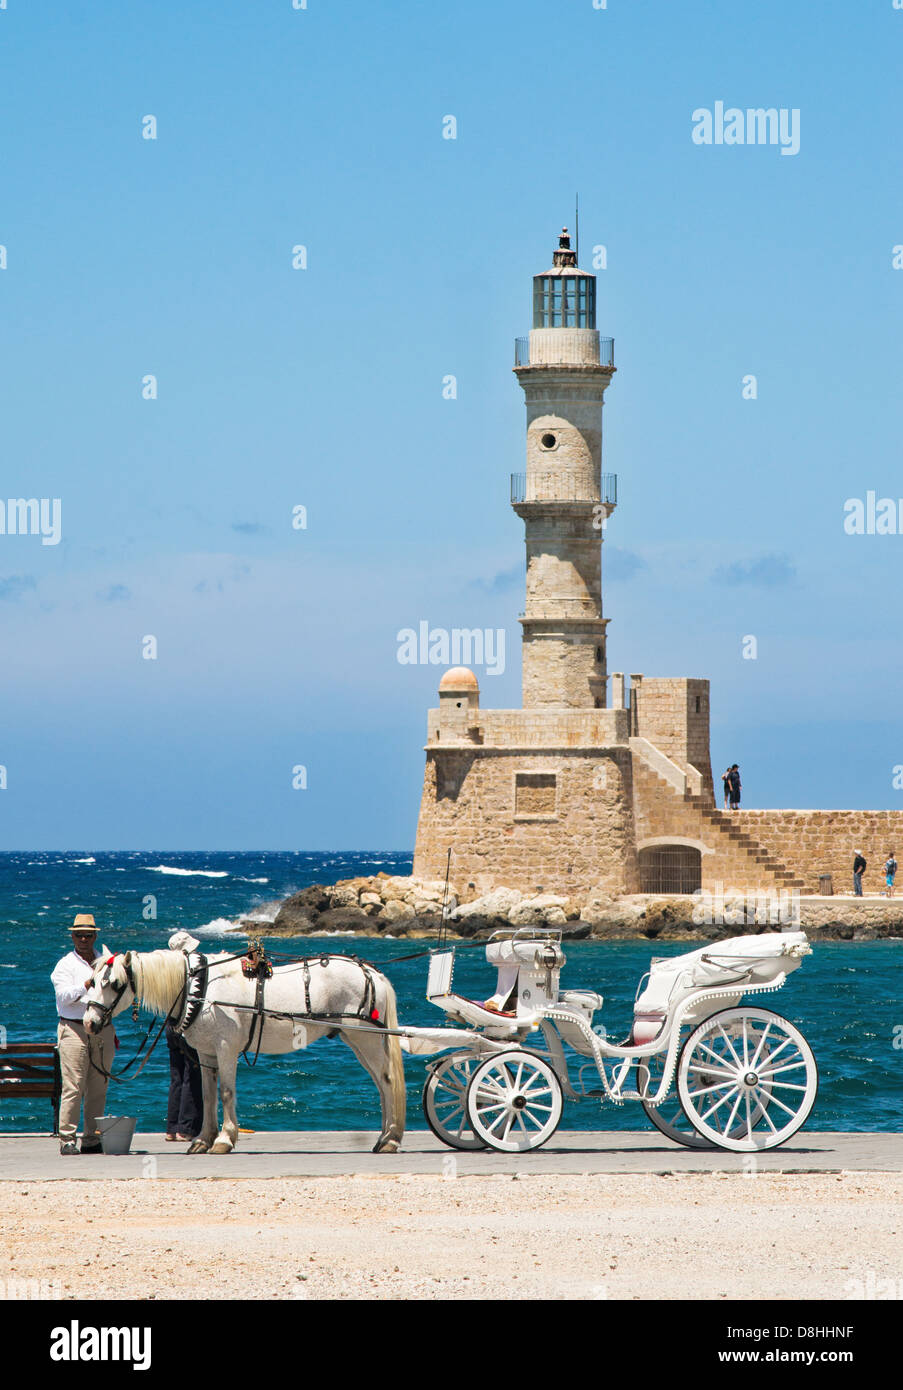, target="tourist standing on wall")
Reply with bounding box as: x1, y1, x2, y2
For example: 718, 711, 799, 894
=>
721, 767, 733, 810
884, 852, 897, 899
50, 913, 115, 1155
853, 851, 867, 897
728, 764, 741, 810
